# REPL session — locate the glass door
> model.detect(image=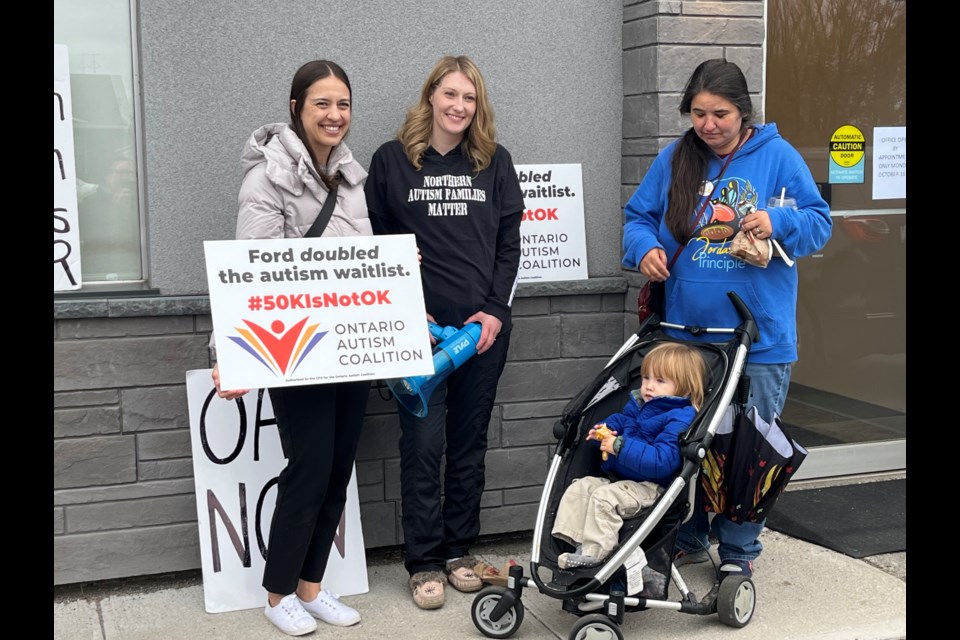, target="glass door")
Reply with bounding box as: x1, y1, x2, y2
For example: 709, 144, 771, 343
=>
766, 0, 906, 477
